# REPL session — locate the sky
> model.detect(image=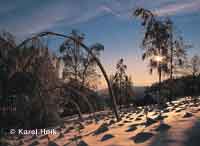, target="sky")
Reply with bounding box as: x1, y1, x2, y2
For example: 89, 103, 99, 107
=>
0, 0, 200, 88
